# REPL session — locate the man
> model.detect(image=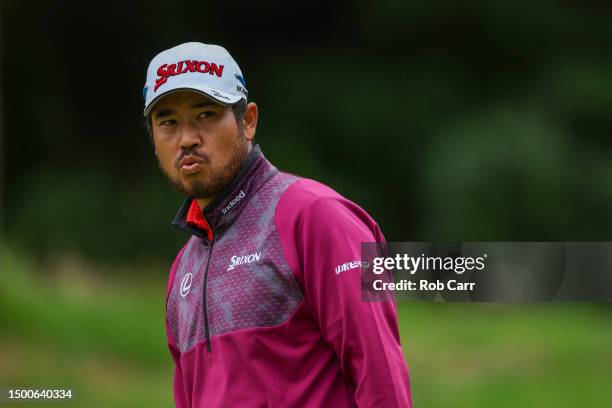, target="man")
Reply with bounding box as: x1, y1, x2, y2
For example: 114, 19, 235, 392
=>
142, 42, 412, 407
